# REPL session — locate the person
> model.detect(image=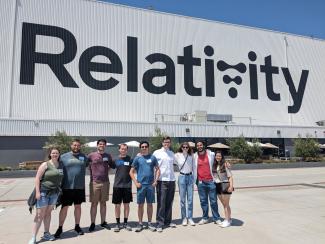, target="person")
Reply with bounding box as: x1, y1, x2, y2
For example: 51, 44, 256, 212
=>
28, 148, 64, 244
174, 142, 196, 226
129, 141, 160, 232
54, 139, 88, 238
110, 143, 133, 232
153, 136, 177, 232
193, 141, 221, 225
213, 151, 234, 228
88, 139, 112, 232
